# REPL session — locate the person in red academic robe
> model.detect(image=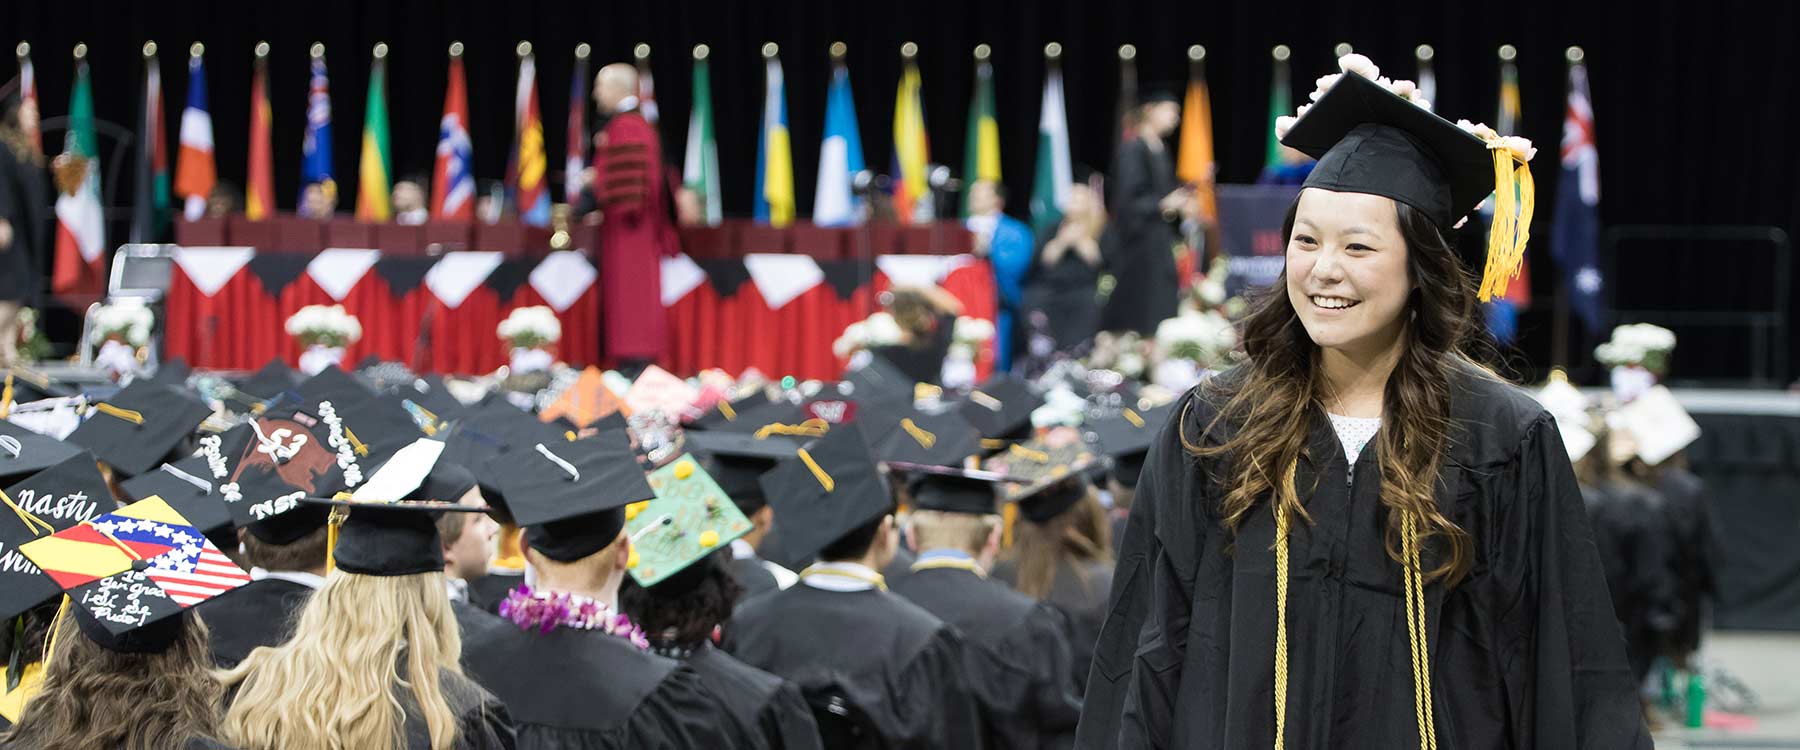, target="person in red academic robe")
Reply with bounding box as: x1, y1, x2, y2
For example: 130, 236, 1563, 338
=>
590, 63, 678, 366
